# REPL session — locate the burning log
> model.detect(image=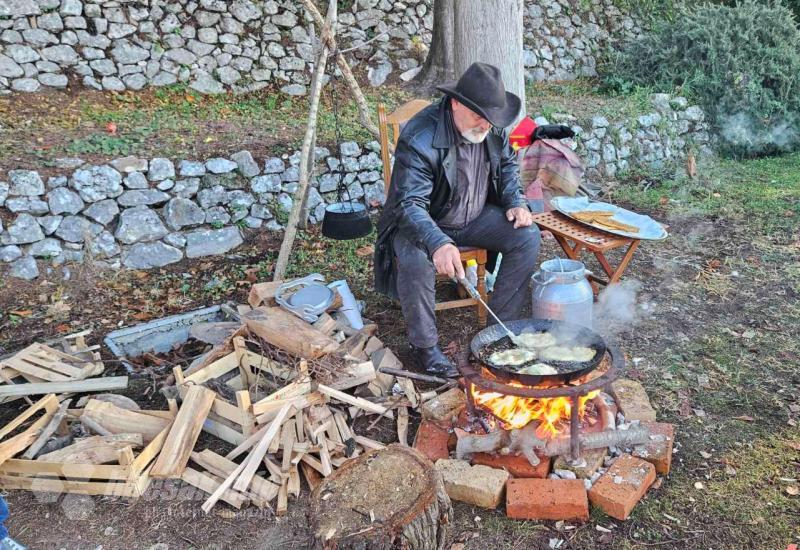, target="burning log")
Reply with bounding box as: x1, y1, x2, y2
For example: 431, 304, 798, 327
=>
455, 424, 650, 467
